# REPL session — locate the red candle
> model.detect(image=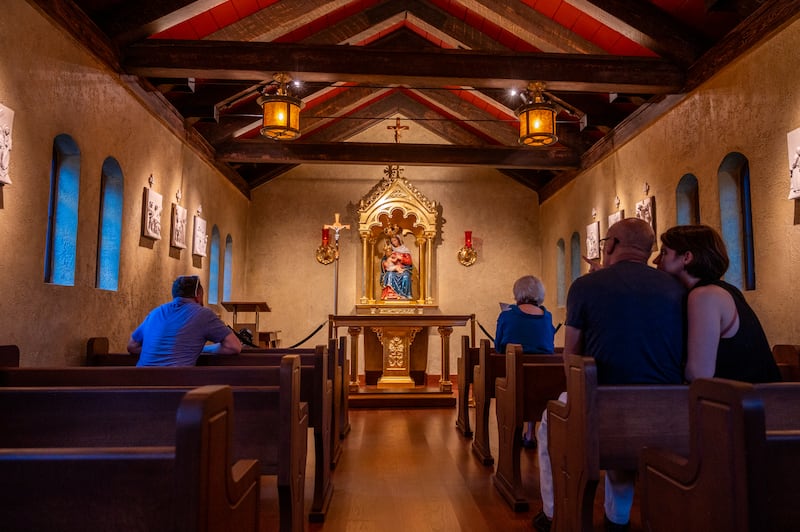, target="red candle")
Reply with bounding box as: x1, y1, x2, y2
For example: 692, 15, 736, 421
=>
464, 231, 472, 248
322, 228, 330, 246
